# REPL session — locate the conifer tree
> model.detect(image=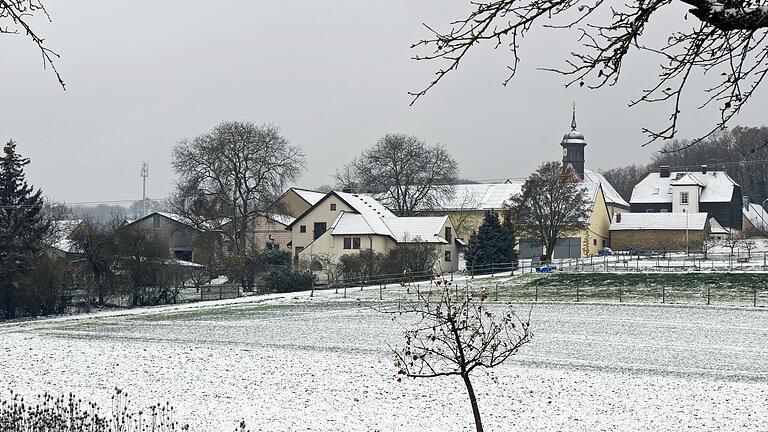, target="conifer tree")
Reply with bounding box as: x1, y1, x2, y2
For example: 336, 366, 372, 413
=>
0, 140, 49, 318
464, 211, 517, 273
